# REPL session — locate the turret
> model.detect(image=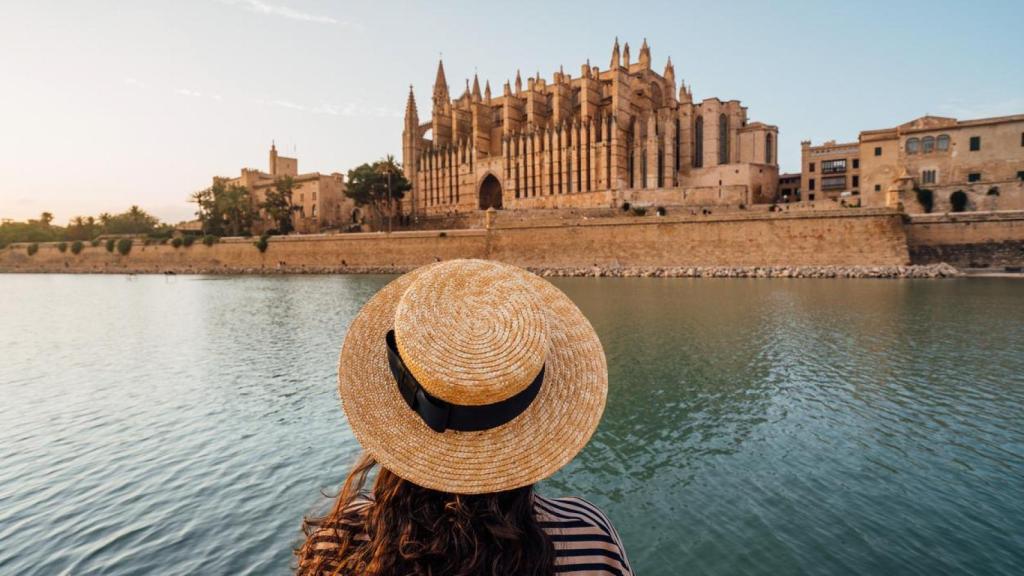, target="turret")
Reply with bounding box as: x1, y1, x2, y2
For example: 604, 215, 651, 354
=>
639, 38, 651, 69
471, 74, 482, 102
515, 70, 523, 94
664, 56, 675, 86
403, 85, 420, 181
432, 59, 449, 108
623, 42, 631, 68
269, 141, 278, 176
610, 37, 621, 69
